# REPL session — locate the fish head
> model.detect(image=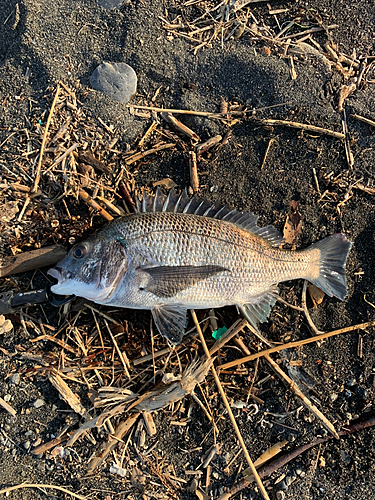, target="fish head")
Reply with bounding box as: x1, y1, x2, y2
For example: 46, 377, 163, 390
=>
47, 234, 129, 302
